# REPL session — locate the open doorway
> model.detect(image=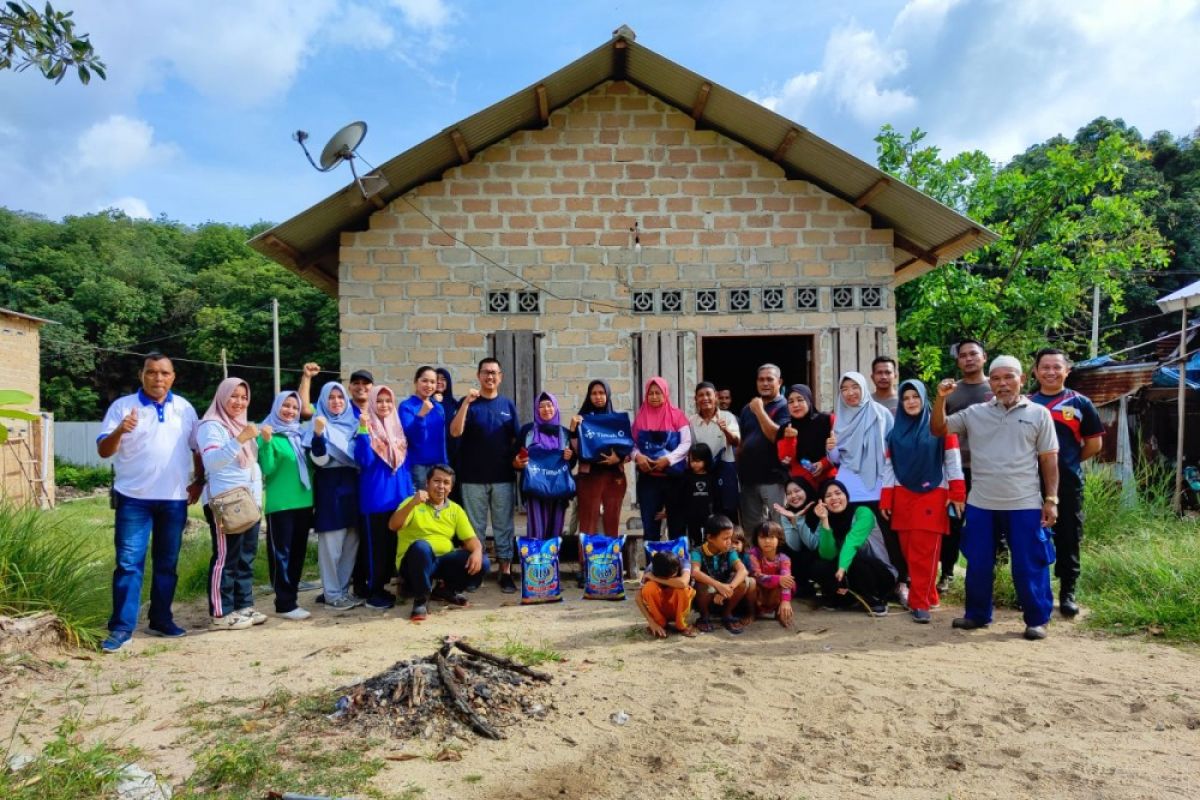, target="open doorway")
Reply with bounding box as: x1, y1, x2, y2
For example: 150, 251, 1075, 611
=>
699, 334, 814, 413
